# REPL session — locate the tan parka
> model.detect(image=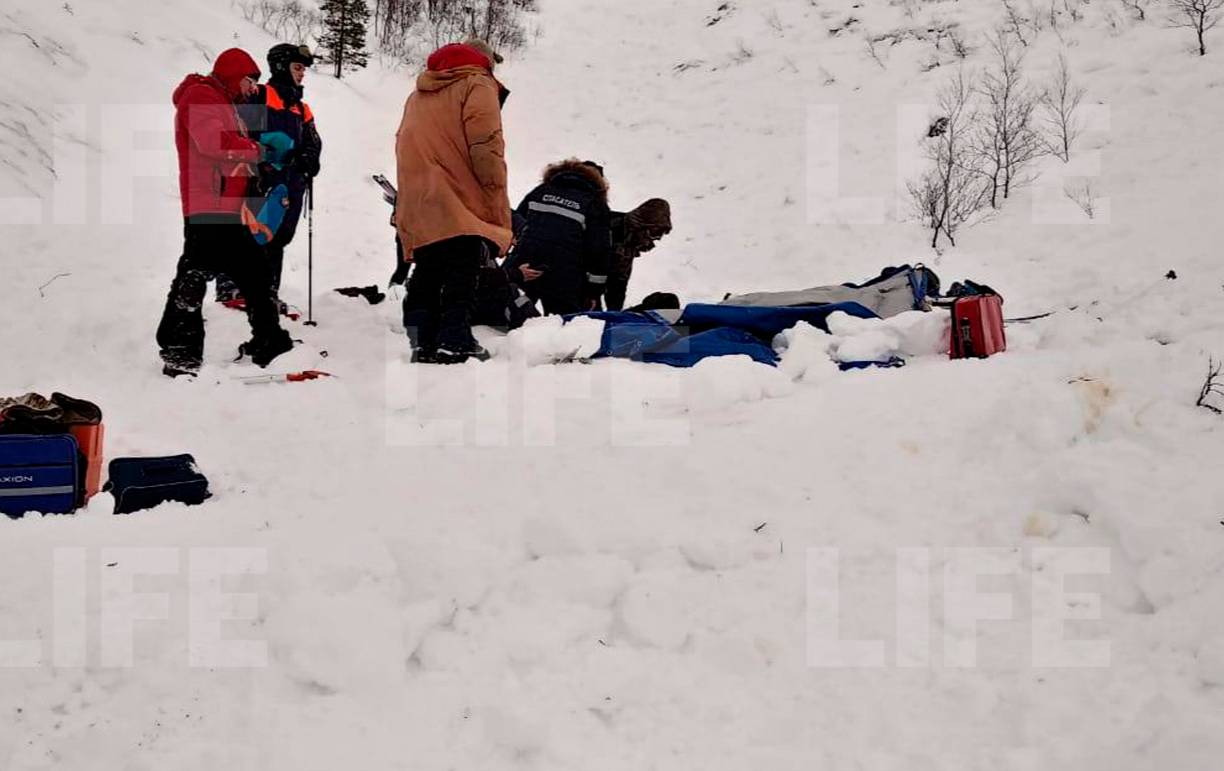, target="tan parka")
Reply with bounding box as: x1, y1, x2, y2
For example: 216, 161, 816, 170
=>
394, 52, 513, 258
